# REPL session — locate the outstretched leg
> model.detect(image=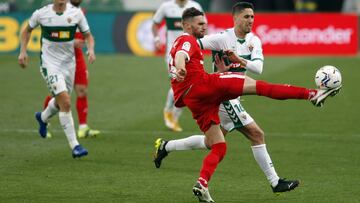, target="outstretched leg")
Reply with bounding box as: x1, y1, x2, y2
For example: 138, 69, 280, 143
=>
242, 76, 341, 106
